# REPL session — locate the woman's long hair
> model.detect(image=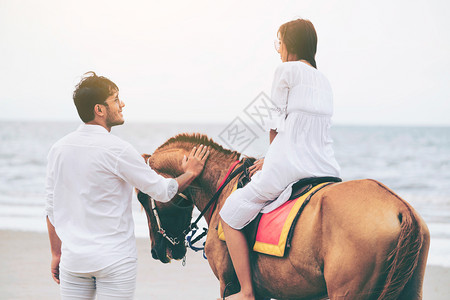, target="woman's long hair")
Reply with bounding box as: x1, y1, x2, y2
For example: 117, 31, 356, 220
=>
278, 19, 318, 68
